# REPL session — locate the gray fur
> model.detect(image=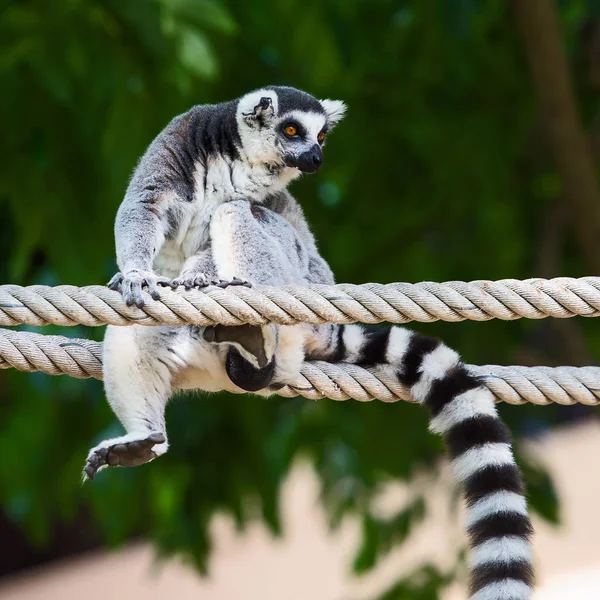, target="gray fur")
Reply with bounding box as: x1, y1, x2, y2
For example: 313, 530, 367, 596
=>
88, 87, 345, 478
109, 86, 344, 297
